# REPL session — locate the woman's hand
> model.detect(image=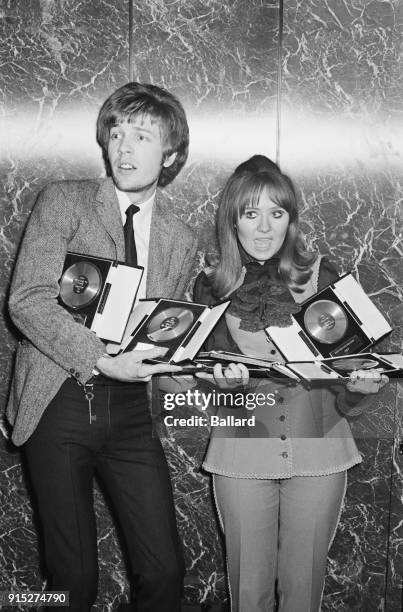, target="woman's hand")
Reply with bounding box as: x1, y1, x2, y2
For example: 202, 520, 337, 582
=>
346, 368, 388, 395
196, 362, 249, 389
